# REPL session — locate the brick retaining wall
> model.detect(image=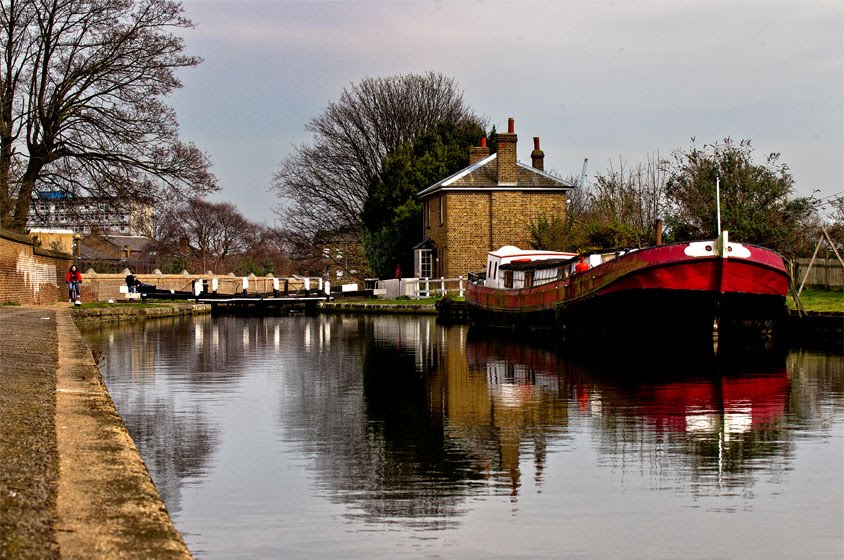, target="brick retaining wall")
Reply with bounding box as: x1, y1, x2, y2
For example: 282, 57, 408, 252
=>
0, 228, 72, 305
